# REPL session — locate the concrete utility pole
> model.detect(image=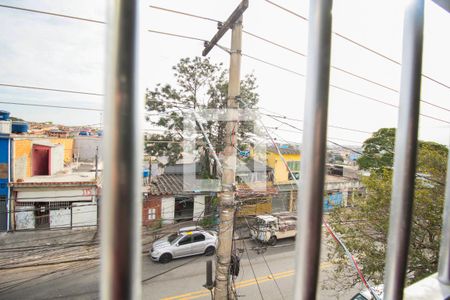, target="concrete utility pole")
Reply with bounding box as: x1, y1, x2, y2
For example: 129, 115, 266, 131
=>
202, 1, 247, 299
